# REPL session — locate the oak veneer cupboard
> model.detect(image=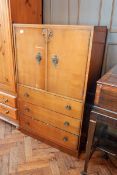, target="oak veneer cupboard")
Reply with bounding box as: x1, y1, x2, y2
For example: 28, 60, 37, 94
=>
13, 24, 107, 155
0, 0, 107, 156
